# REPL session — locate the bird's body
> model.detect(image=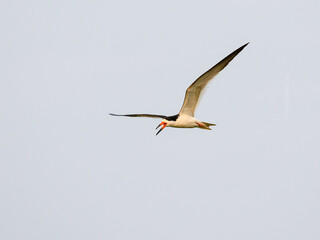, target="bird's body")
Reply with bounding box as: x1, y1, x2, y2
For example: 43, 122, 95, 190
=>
163, 115, 214, 129
110, 43, 248, 135
166, 115, 199, 128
